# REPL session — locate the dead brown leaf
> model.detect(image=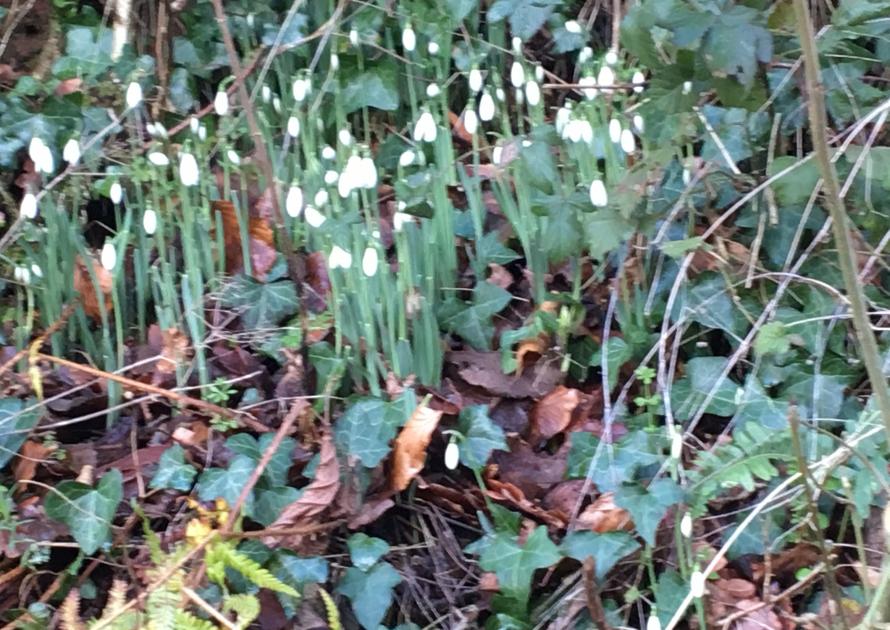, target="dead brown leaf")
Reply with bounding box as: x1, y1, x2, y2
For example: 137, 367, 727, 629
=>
303, 251, 331, 313
487, 263, 513, 289
449, 110, 474, 145
147, 324, 189, 379
347, 496, 395, 529
12, 440, 51, 486
212, 199, 277, 281
529, 386, 582, 441
73, 254, 113, 320
390, 404, 443, 492
54, 77, 83, 96
577, 492, 633, 533
263, 433, 340, 548
447, 350, 563, 399
484, 478, 566, 528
